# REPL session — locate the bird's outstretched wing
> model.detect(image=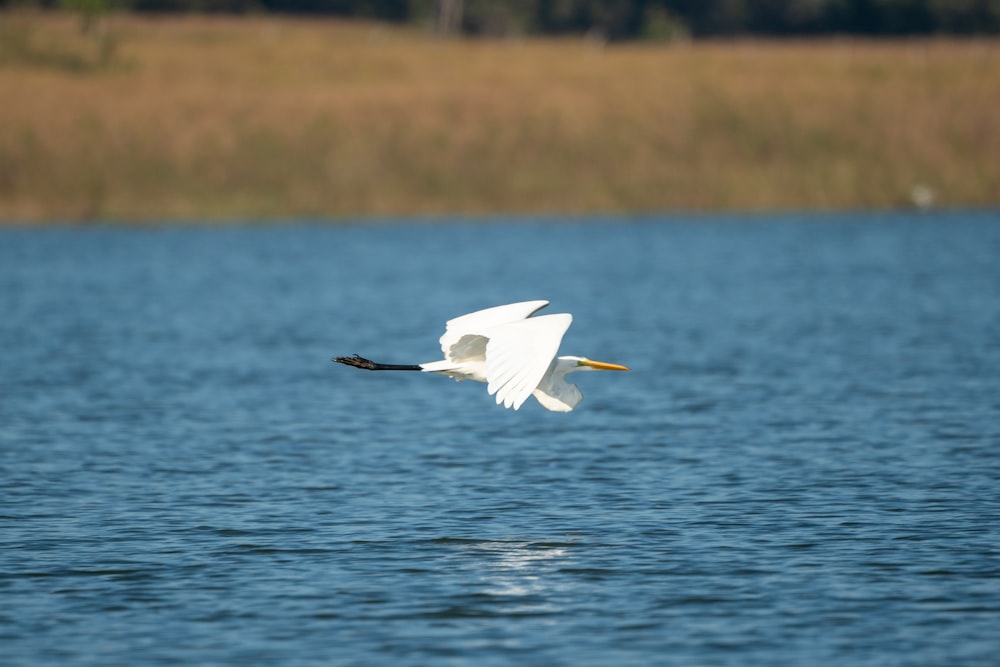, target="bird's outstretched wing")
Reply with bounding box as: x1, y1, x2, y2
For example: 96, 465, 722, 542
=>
439, 300, 548, 363
485, 313, 573, 410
